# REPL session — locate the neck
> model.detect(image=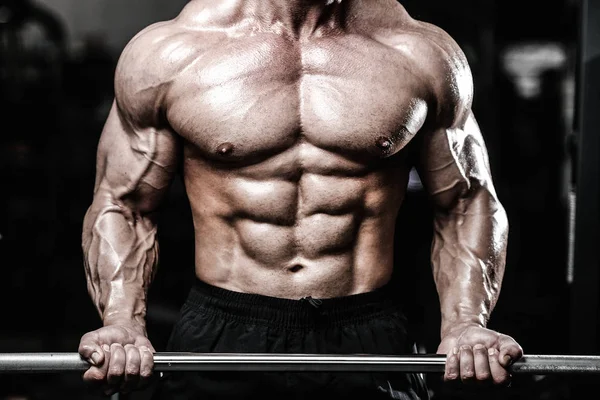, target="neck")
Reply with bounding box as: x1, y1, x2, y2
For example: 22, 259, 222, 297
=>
235, 0, 350, 37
